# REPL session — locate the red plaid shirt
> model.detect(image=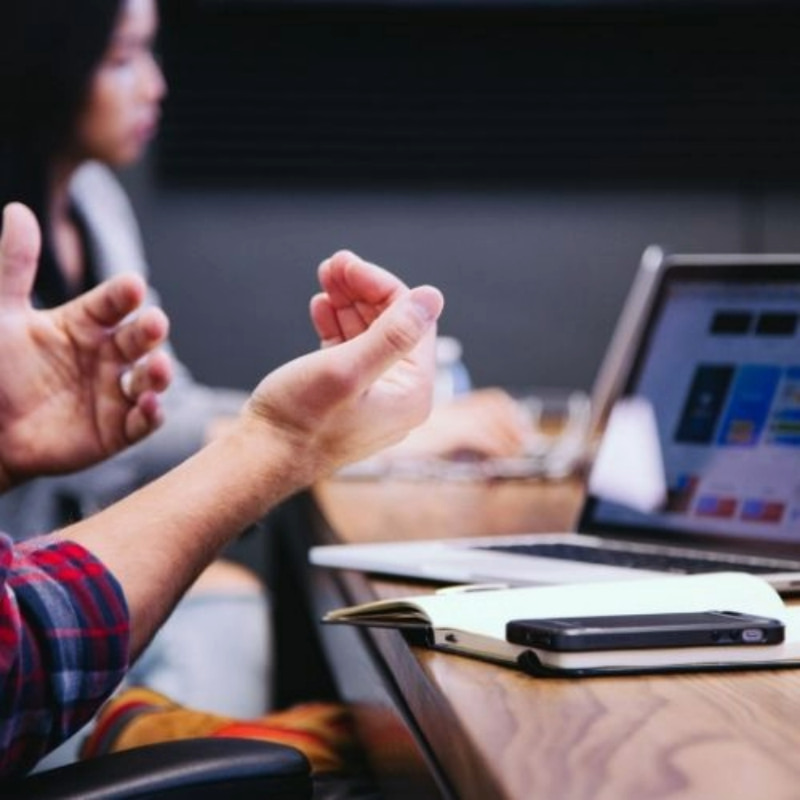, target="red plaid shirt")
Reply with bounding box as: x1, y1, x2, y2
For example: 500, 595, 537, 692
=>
0, 533, 130, 777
